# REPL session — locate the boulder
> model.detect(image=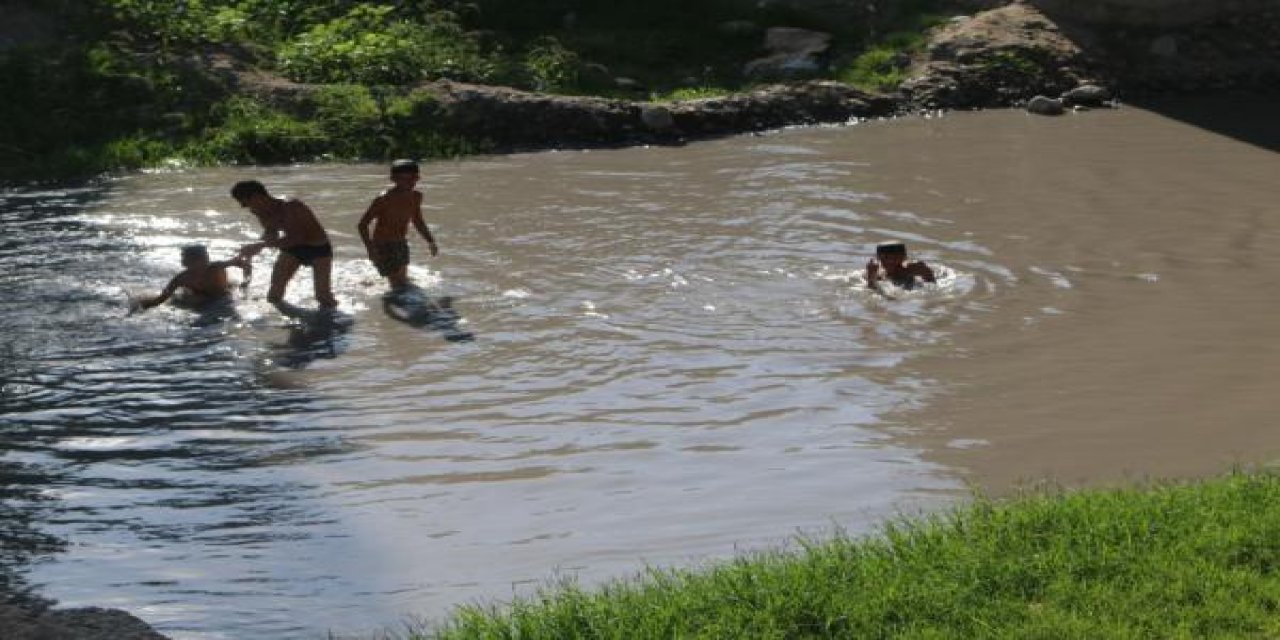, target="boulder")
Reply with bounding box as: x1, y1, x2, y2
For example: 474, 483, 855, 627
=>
744, 53, 823, 79
0, 604, 170, 640
1061, 83, 1112, 106
1026, 94, 1065, 115
904, 3, 1095, 109
613, 77, 647, 94
745, 27, 832, 80
640, 105, 677, 132
763, 27, 832, 56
